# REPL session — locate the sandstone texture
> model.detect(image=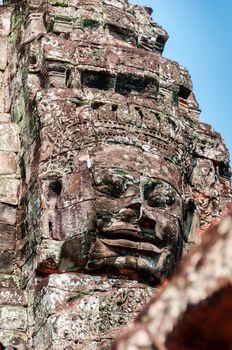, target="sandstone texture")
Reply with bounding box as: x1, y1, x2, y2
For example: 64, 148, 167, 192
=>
0, 0, 231, 349
113, 214, 232, 350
